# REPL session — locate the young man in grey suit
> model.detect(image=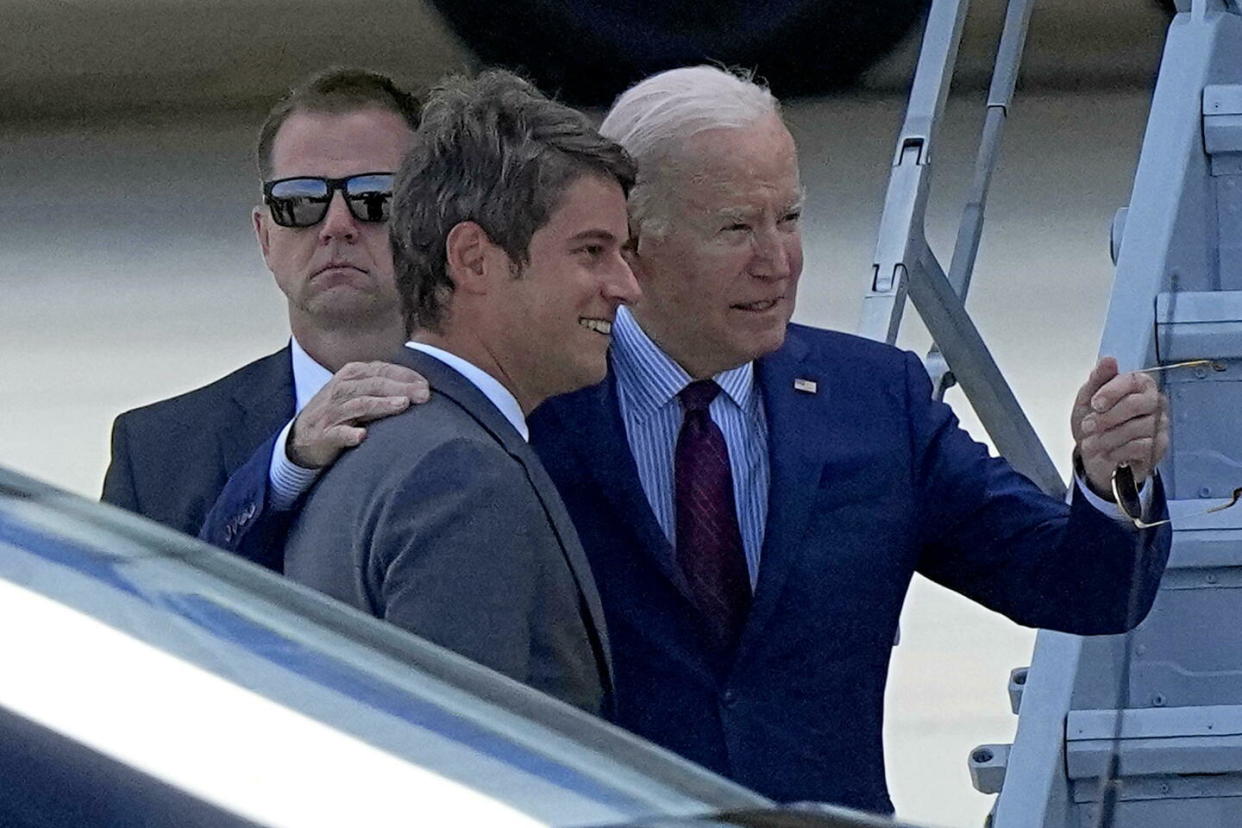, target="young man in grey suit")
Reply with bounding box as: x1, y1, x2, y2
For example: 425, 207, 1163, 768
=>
280, 71, 640, 713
